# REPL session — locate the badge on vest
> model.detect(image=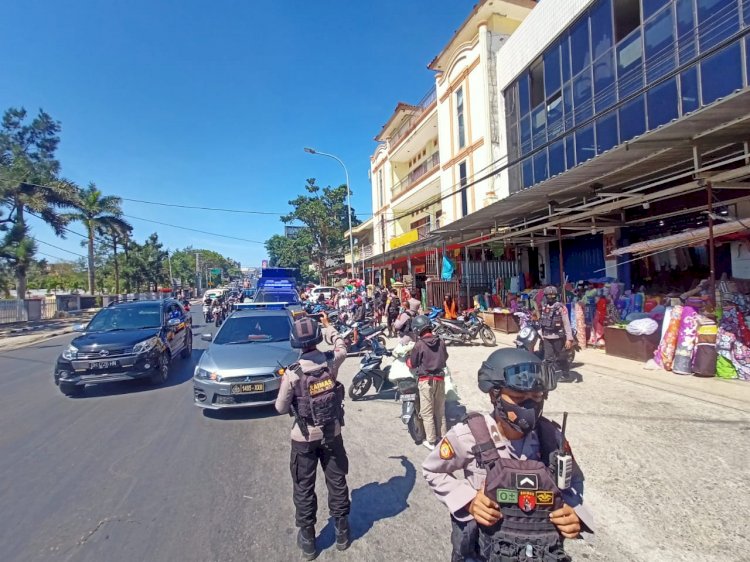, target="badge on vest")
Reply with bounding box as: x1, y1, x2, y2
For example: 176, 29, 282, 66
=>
308, 379, 334, 396
535, 491, 554, 505
515, 473, 538, 490
496, 488, 518, 504
439, 438, 455, 460
518, 491, 536, 512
